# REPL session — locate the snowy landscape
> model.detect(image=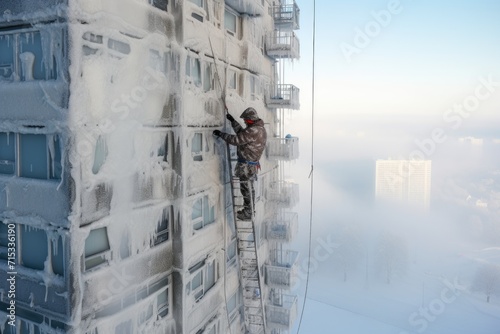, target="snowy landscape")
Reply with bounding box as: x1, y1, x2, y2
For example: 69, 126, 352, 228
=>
289, 126, 500, 333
